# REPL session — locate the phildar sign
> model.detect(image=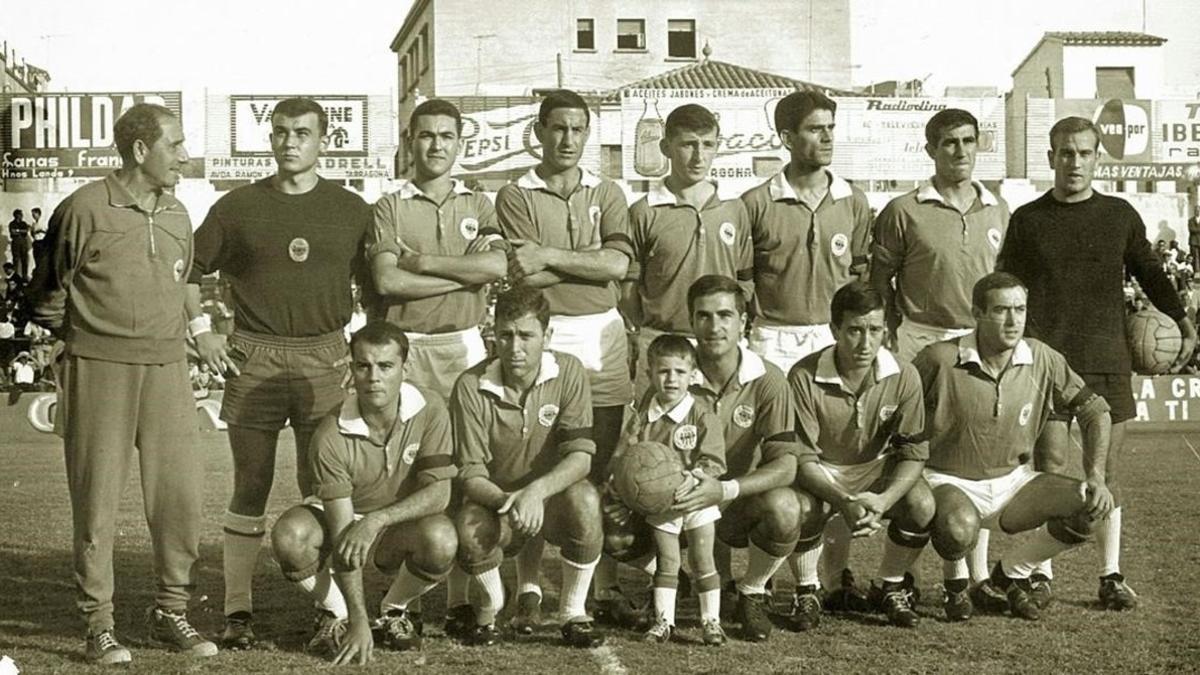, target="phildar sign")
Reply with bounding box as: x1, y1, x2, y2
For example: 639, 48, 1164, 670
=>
1, 92, 181, 179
